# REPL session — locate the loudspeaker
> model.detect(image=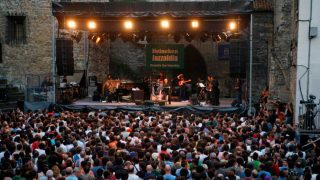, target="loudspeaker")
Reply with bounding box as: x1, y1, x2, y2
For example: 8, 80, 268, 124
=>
92, 91, 101, 101
56, 38, 74, 76
229, 41, 248, 78
17, 100, 24, 111
144, 100, 154, 106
